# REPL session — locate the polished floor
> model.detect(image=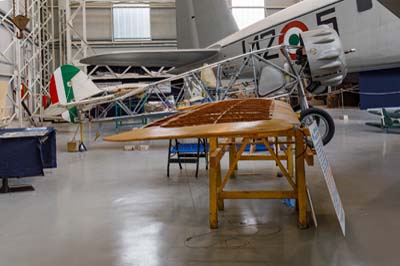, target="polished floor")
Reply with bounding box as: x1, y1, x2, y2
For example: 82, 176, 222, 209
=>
1, 109, 400, 266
